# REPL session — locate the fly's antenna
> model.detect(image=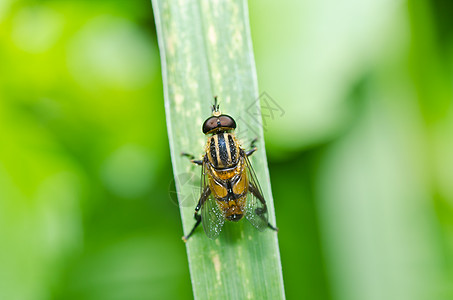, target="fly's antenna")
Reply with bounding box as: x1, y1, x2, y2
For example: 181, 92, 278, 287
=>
212, 96, 221, 116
